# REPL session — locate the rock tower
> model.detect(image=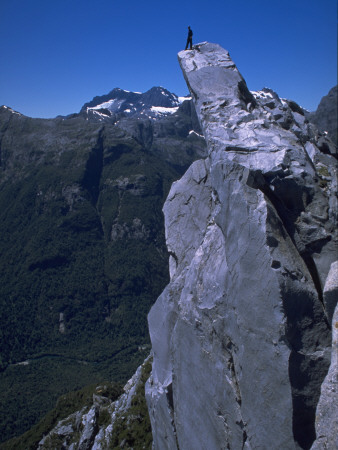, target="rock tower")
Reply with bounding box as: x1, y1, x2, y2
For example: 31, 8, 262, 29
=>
146, 43, 337, 449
